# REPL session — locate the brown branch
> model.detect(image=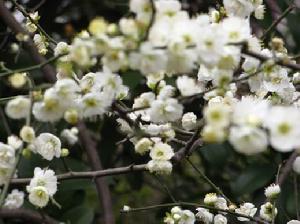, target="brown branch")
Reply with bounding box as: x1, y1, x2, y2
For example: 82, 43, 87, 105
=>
0, 208, 58, 224
11, 164, 147, 185
277, 151, 299, 186
262, 3, 295, 40
77, 121, 115, 224
0, 0, 56, 83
